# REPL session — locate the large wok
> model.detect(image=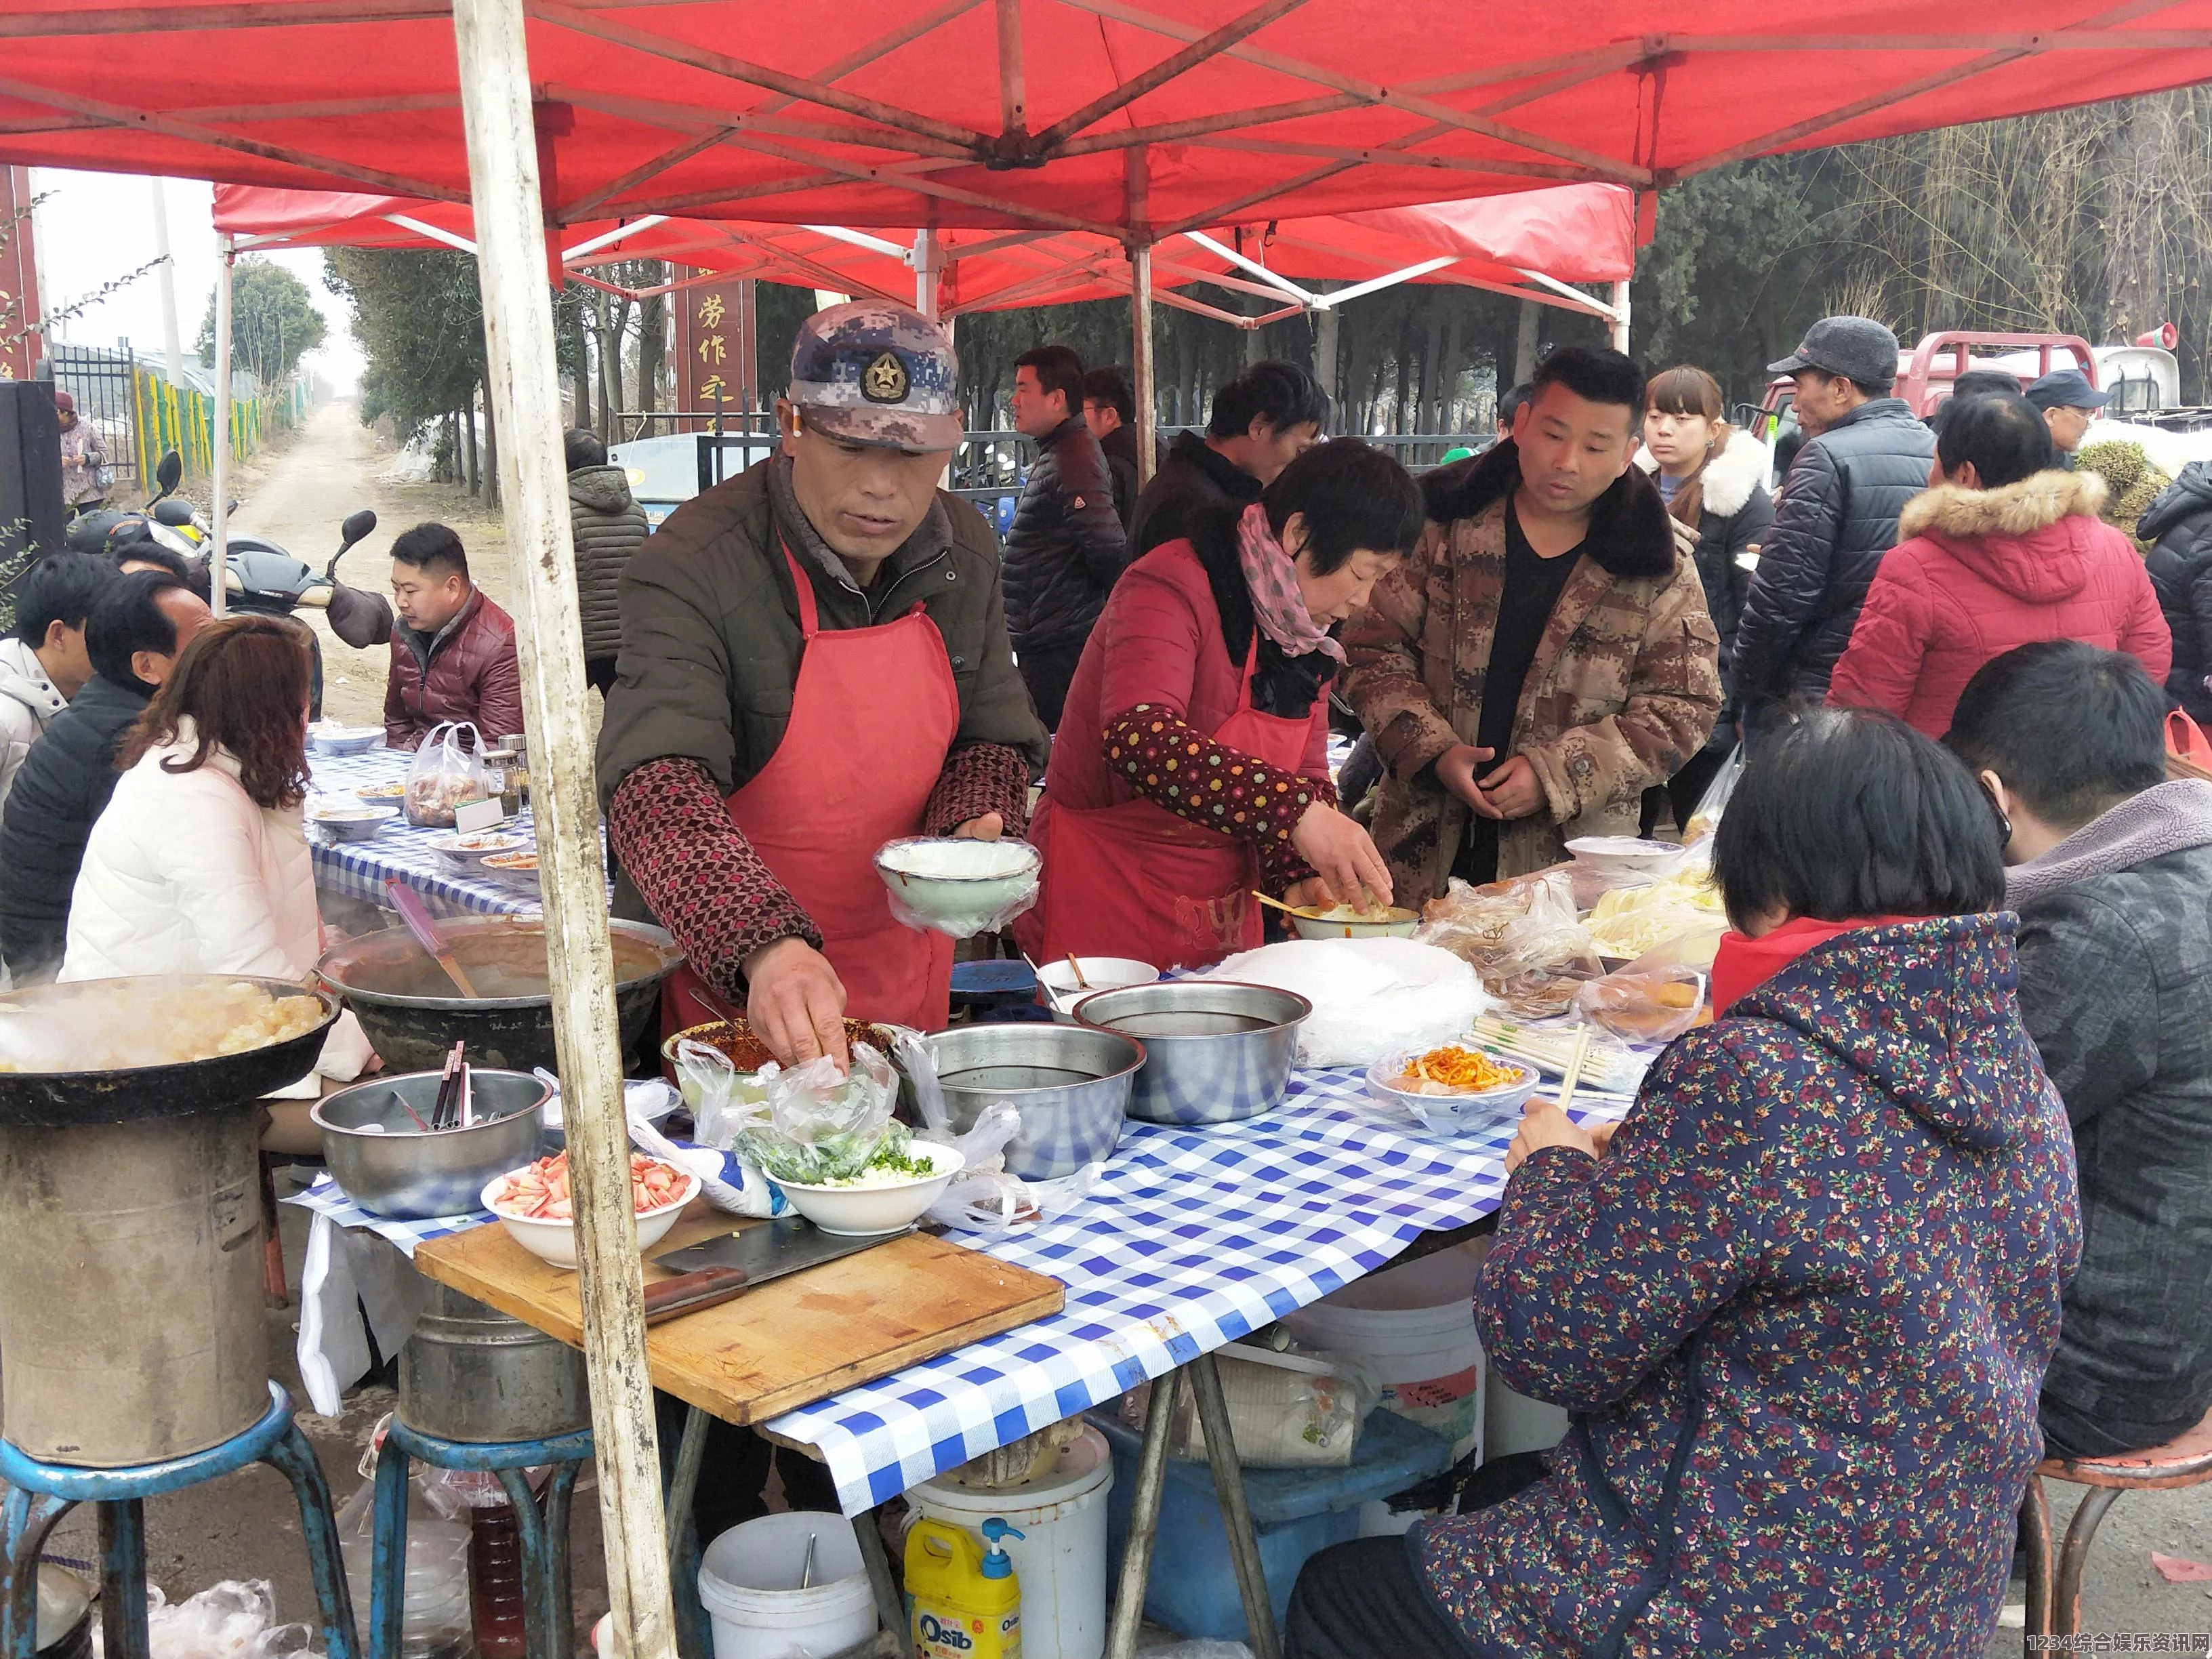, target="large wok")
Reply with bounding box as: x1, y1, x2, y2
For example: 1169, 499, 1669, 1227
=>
0, 975, 340, 1127
319, 916, 683, 1073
